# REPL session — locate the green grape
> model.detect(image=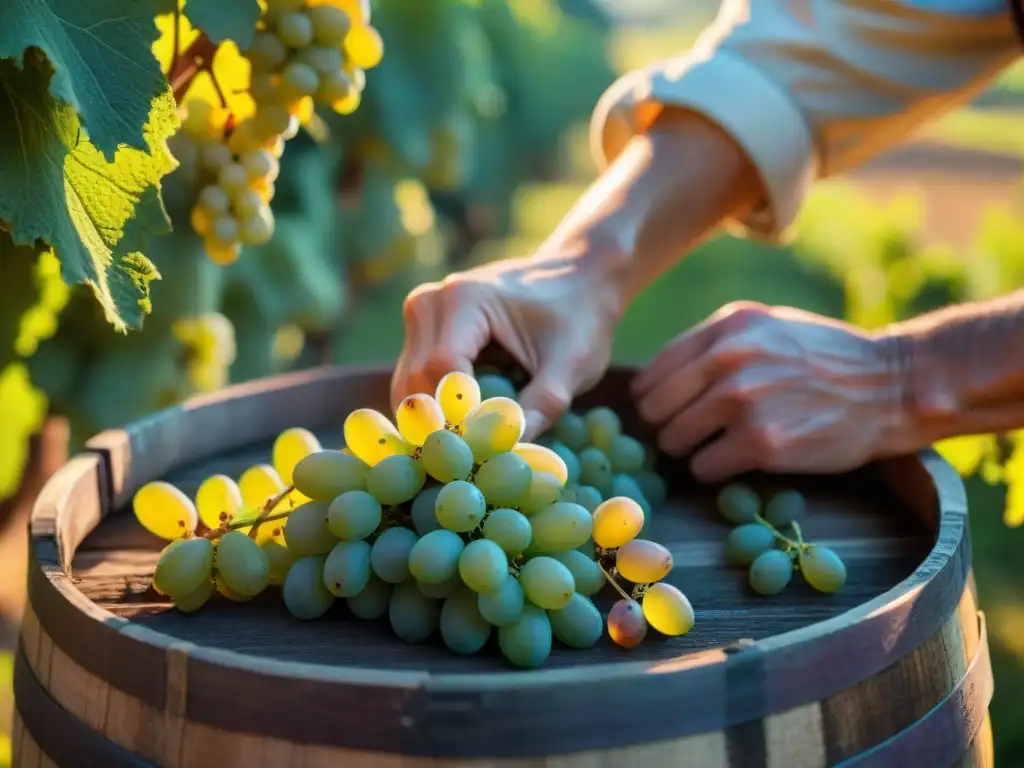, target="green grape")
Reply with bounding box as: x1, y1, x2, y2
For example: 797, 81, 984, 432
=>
153, 538, 214, 597
435, 371, 481, 426
370, 526, 418, 583
607, 599, 647, 648
272, 427, 321, 486
366, 454, 425, 506
512, 443, 568, 485
577, 539, 597, 558
410, 486, 442, 536
520, 471, 563, 516
134, 481, 199, 540
458, 539, 509, 595
346, 574, 392, 620
218, 163, 249, 195
327, 490, 381, 541
216, 574, 251, 603
519, 557, 575, 610
292, 450, 369, 500
279, 61, 319, 101
798, 546, 847, 593
262, 540, 295, 585
194, 474, 243, 531
216, 531, 271, 597
173, 579, 214, 613
283, 555, 335, 620
283, 501, 338, 556
245, 31, 288, 72
343, 408, 412, 467
435, 480, 486, 532
616, 539, 673, 583
584, 407, 621, 451
642, 582, 695, 636
529, 502, 593, 553
238, 211, 275, 246
550, 442, 581, 485
389, 581, 441, 643
749, 550, 793, 595
474, 452, 531, 507
396, 393, 447, 446
477, 577, 524, 627
717, 483, 761, 525
420, 429, 473, 483
198, 185, 230, 214
209, 215, 239, 248
559, 487, 577, 503
610, 474, 650, 515
549, 593, 603, 649
232, 188, 264, 219
315, 69, 353, 104
241, 148, 279, 182
482, 507, 532, 556
633, 470, 668, 507
408, 529, 464, 583
765, 490, 807, 528
309, 5, 351, 46
725, 523, 775, 565
592, 496, 645, 549
578, 447, 612, 492
551, 550, 604, 596
460, 397, 525, 462
277, 10, 314, 48
200, 143, 232, 172
552, 411, 587, 452
608, 435, 646, 474
498, 604, 552, 669
573, 485, 603, 513
477, 374, 517, 401
440, 587, 493, 655
323, 540, 372, 598
417, 574, 461, 599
